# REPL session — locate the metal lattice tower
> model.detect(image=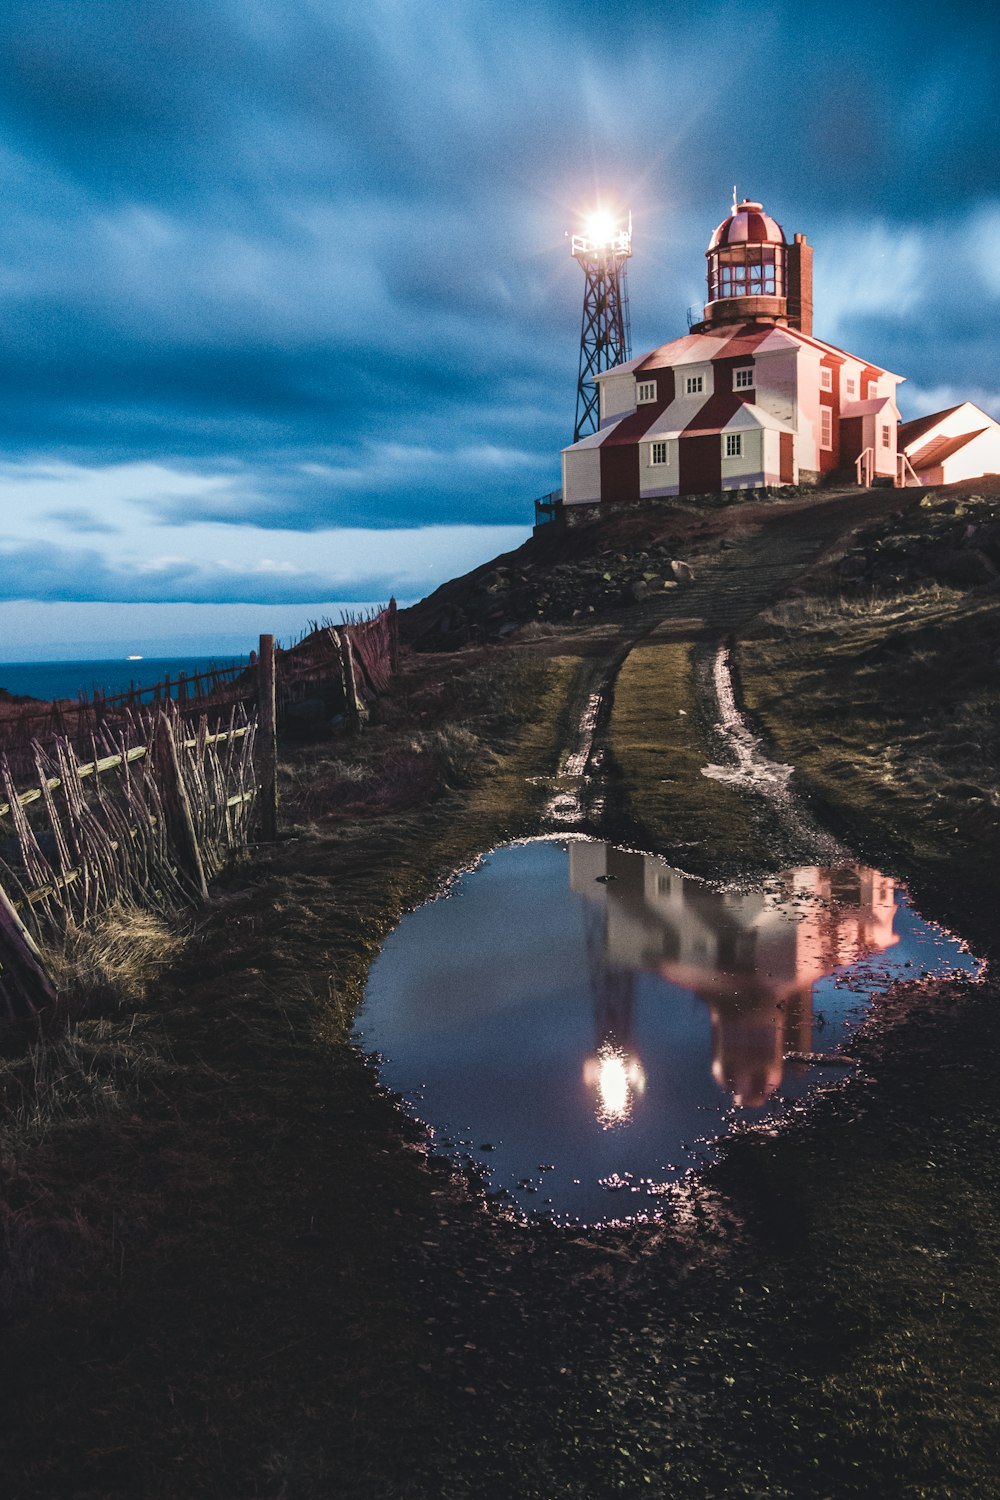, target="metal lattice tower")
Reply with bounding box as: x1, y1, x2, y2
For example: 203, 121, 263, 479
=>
571, 212, 632, 443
